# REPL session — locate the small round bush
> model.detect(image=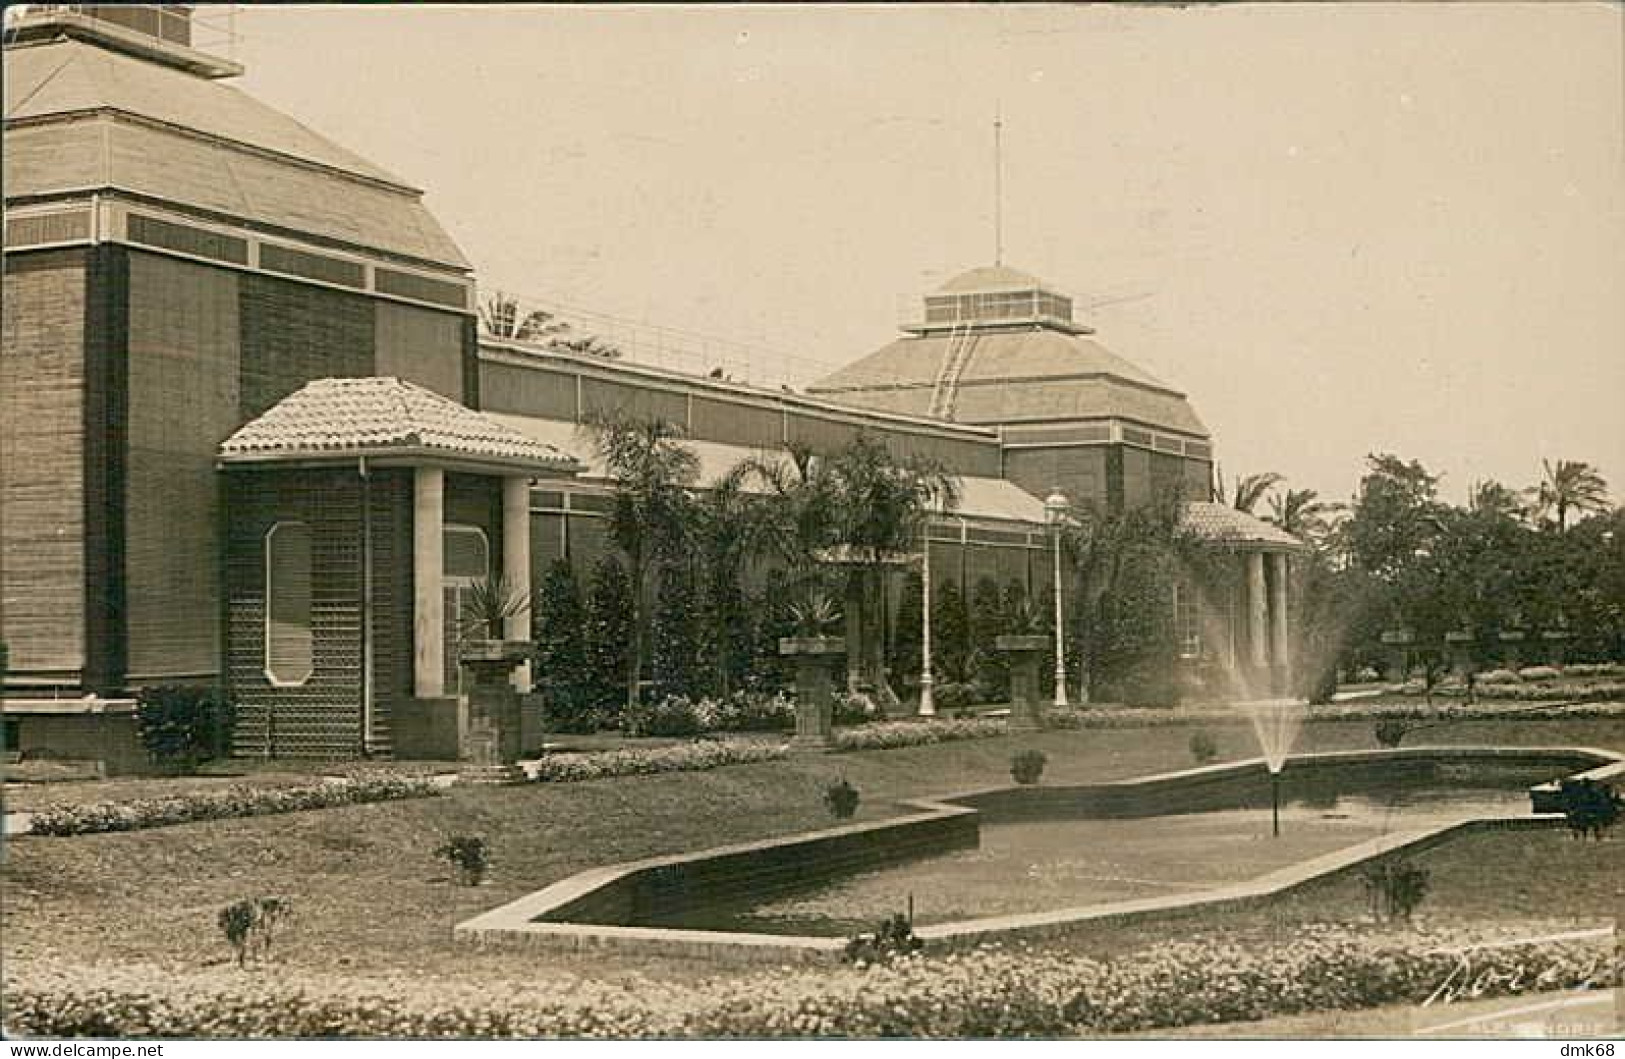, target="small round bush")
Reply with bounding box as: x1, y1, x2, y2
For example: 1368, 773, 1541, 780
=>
823, 778, 860, 820
1516, 665, 1560, 682
1477, 668, 1521, 685
435, 835, 490, 886
1374, 719, 1410, 748
1010, 749, 1047, 785
1188, 730, 1219, 765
